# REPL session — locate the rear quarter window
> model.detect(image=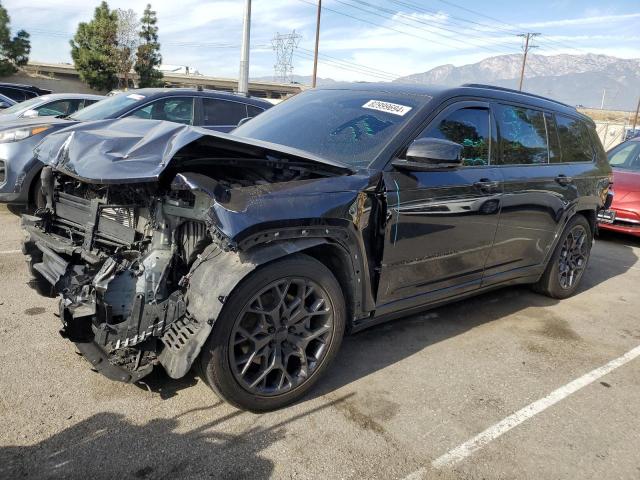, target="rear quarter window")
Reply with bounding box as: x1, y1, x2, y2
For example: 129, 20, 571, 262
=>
556, 115, 595, 163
